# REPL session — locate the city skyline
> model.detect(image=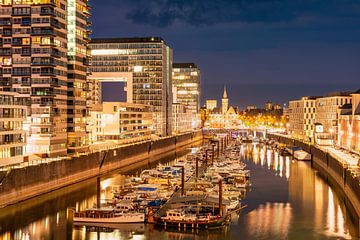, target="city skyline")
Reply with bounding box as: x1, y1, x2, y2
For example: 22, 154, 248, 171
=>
91, 0, 360, 108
